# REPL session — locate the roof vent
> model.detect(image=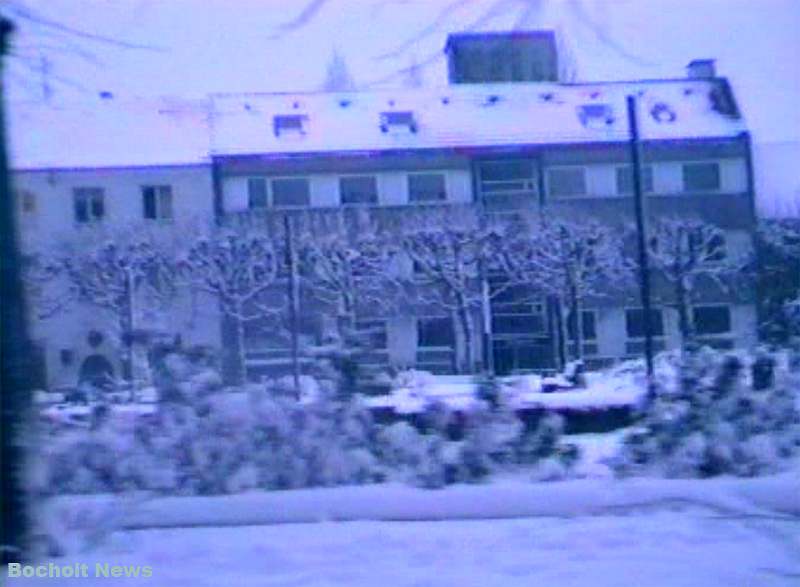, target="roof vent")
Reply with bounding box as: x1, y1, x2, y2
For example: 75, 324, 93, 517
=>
273, 114, 308, 137
483, 94, 501, 106
577, 103, 614, 128
338, 98, 352, 108
687, 59, 716, 79
380, 111, 417, 133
